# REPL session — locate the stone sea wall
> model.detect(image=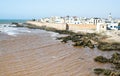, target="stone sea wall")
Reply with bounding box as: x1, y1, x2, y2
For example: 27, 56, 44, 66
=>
26, 21, 96, 32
